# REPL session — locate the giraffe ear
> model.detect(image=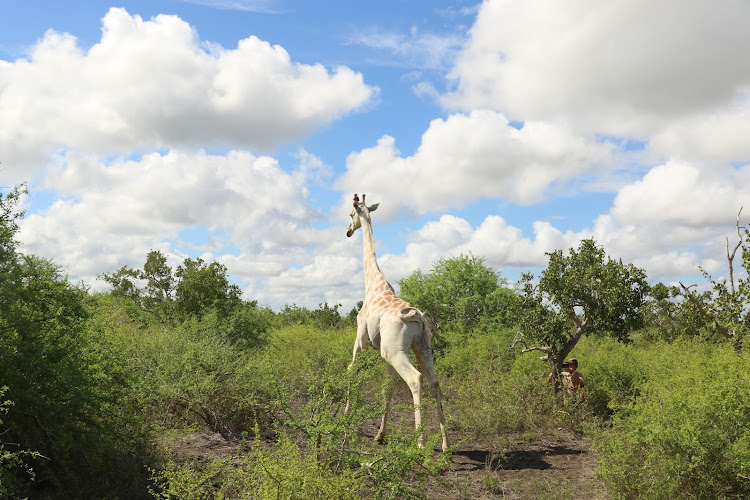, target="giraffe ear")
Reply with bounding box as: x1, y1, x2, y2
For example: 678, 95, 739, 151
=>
368, 203, 379, 212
